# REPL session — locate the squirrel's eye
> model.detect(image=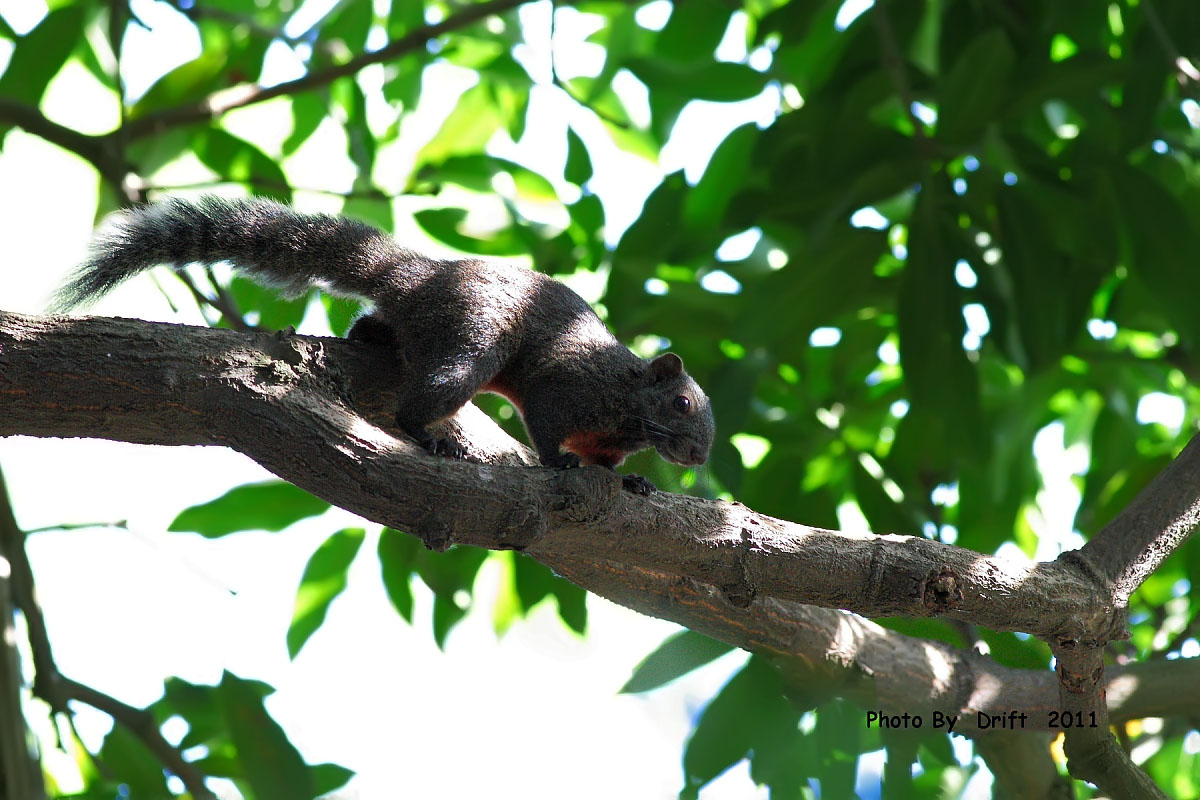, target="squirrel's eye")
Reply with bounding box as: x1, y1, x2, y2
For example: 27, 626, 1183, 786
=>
673, 395, 691, 413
